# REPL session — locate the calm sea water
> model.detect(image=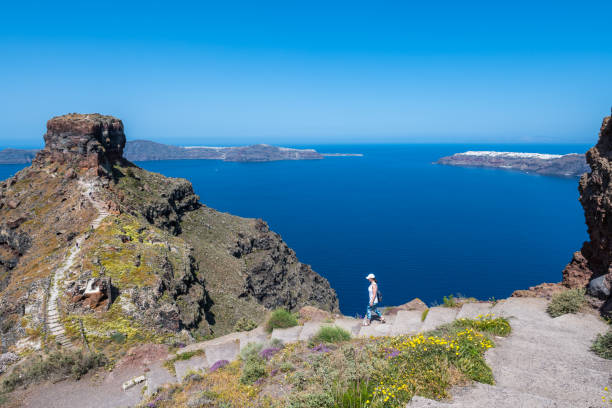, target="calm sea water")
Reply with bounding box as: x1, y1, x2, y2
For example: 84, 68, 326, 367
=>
0, 144, 591, 315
